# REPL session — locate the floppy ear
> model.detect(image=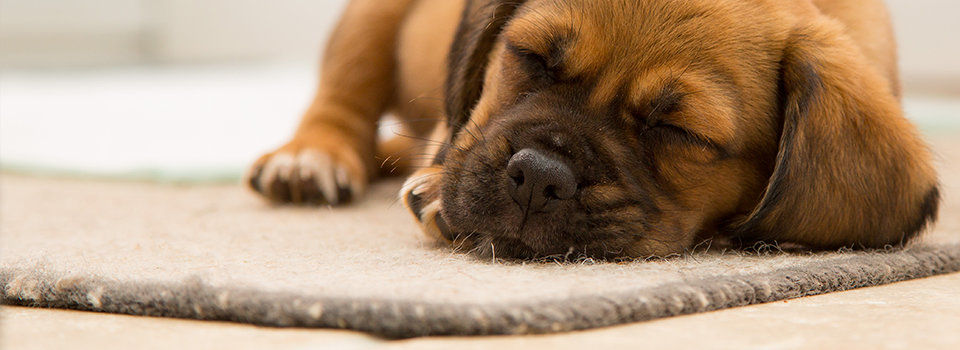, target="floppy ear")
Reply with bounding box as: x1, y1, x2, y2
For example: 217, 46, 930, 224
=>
444, 0, 527, 137
733, 21, 940, 249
